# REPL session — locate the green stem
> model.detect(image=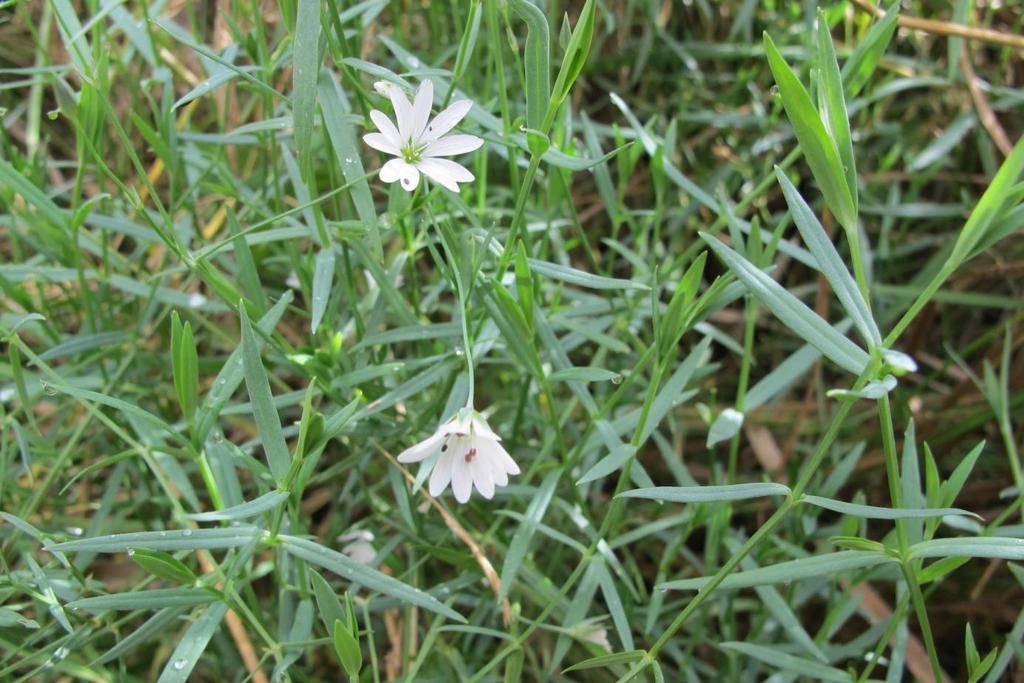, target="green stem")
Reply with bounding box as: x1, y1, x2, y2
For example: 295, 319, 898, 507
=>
648, 390, 860, 661
901, 561, 945, 683
877, 395, 909, 550
496, 153, 544, 273
727, 299, 757, 483
884, 263, 955, 347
